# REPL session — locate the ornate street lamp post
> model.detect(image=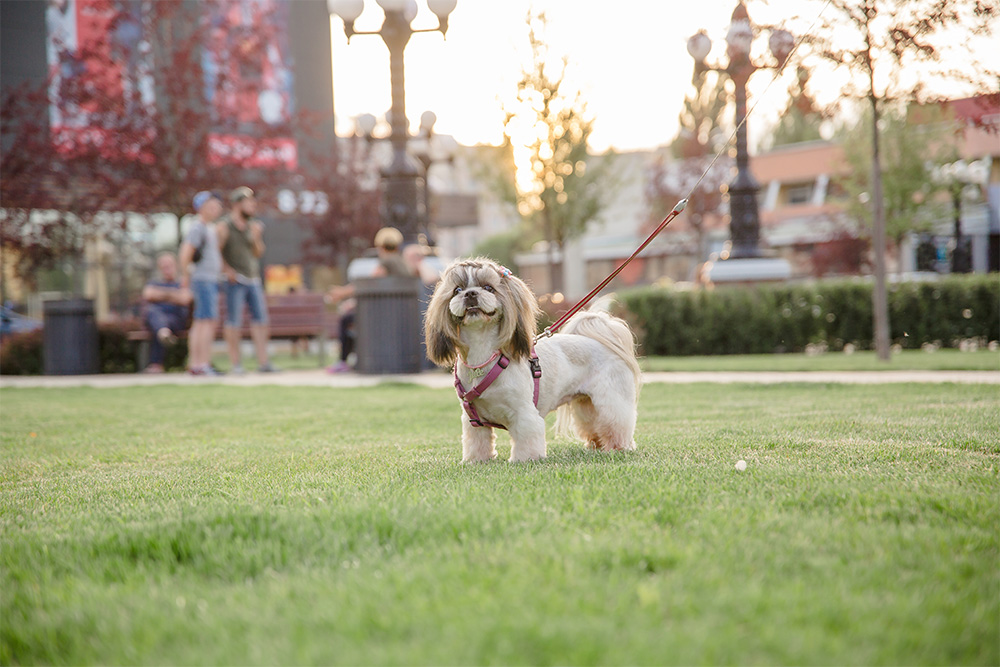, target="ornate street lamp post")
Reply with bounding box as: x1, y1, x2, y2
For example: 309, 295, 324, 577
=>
411, 110, 458, 238
356, 109, 457, 242
687, 2, 793, 259
328, 0, 457, 244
